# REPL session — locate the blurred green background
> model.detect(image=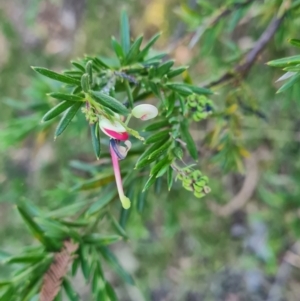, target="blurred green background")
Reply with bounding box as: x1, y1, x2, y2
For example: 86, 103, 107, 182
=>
1, 0, 300, 300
